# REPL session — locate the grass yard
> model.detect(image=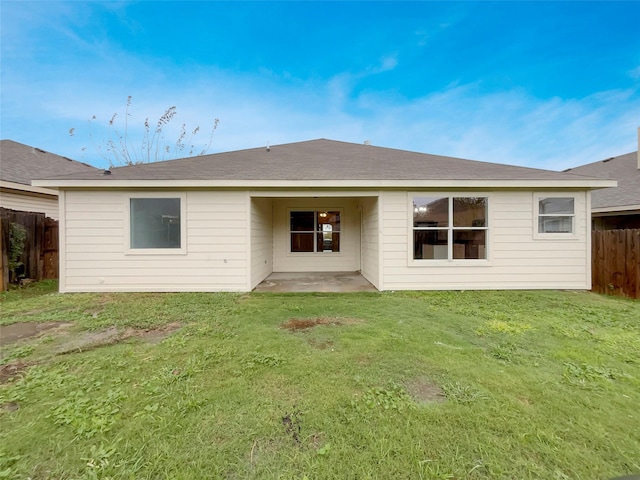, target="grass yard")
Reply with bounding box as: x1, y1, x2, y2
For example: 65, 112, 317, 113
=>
0, 282, 638, 479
